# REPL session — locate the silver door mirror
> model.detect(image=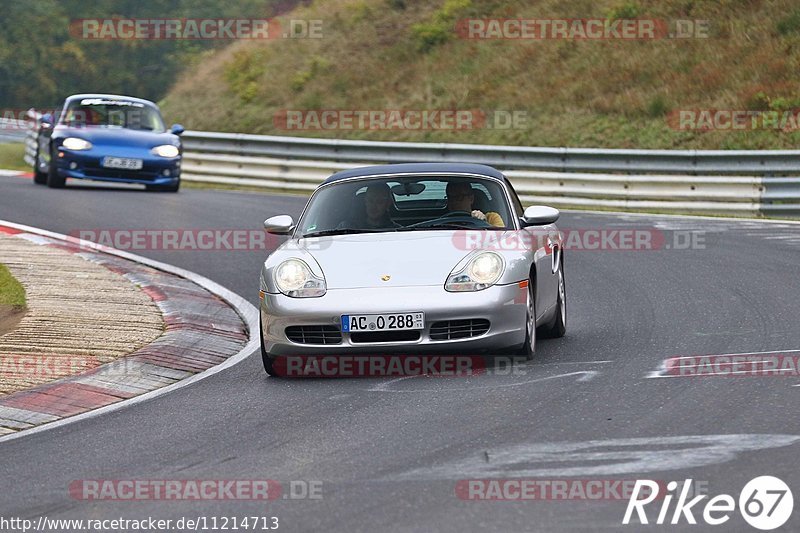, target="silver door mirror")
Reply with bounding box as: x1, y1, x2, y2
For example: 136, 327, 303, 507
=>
522, 205, 560, 226
263, 215, 294, 235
